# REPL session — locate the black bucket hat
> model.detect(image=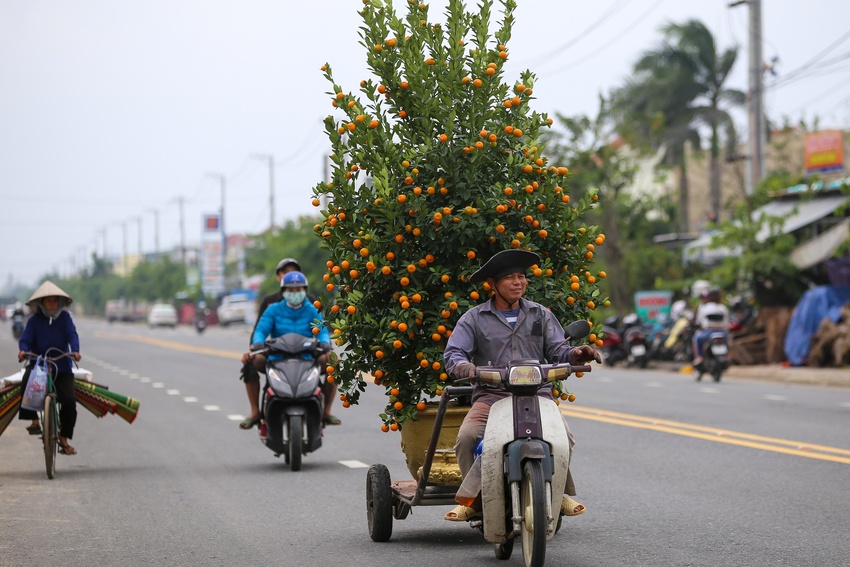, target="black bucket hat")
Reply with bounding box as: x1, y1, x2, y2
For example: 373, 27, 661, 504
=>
469, 250, 541, 284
